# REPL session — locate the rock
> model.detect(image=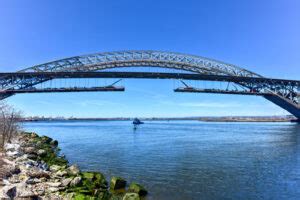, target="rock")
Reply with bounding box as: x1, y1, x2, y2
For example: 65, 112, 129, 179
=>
36, 141, 42, 146
64, 193, 75, 199
82, 172, 108, 188
55, 170, 68, 177
128, 183, 148, 196
25, 178, 41, 184
47, 187, 59, 193
110, 176, 127, 190
40, 136, 52, 144
18, 174, 30, 182
0, 192, 10, 199
61, 177, 73, 187
30, 132, 39, 138
6, 150, 20, 158
27, 167, 50, 179
16, 183, 37, 199
123, 193, 140, 200
37, 149, 47, 156
34, 185, 45, 196
37, 161, 48, 171
9, 174, 21, 183
4, 143, 20, 152
23, 147, 36, 154
49, 165, 61, 172
46, 182, 62, 187
67, 164, 80, 176
50, 140, 58, 147
11, 165, 21, 174
39, 177, 47, 182
70, 176, 82, 187
15, 154, 29, 163
26, 154, 38, 160
0, 185, 16, 199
